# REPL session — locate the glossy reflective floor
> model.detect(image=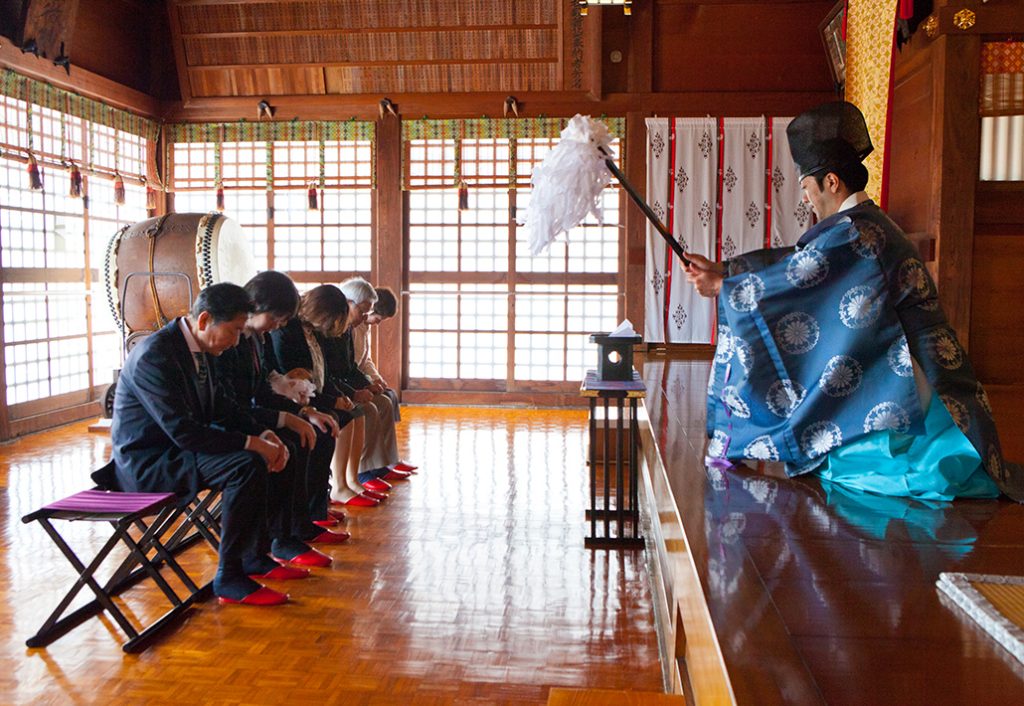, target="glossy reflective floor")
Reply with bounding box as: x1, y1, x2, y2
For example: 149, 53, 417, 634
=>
0, 407, 662, 705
